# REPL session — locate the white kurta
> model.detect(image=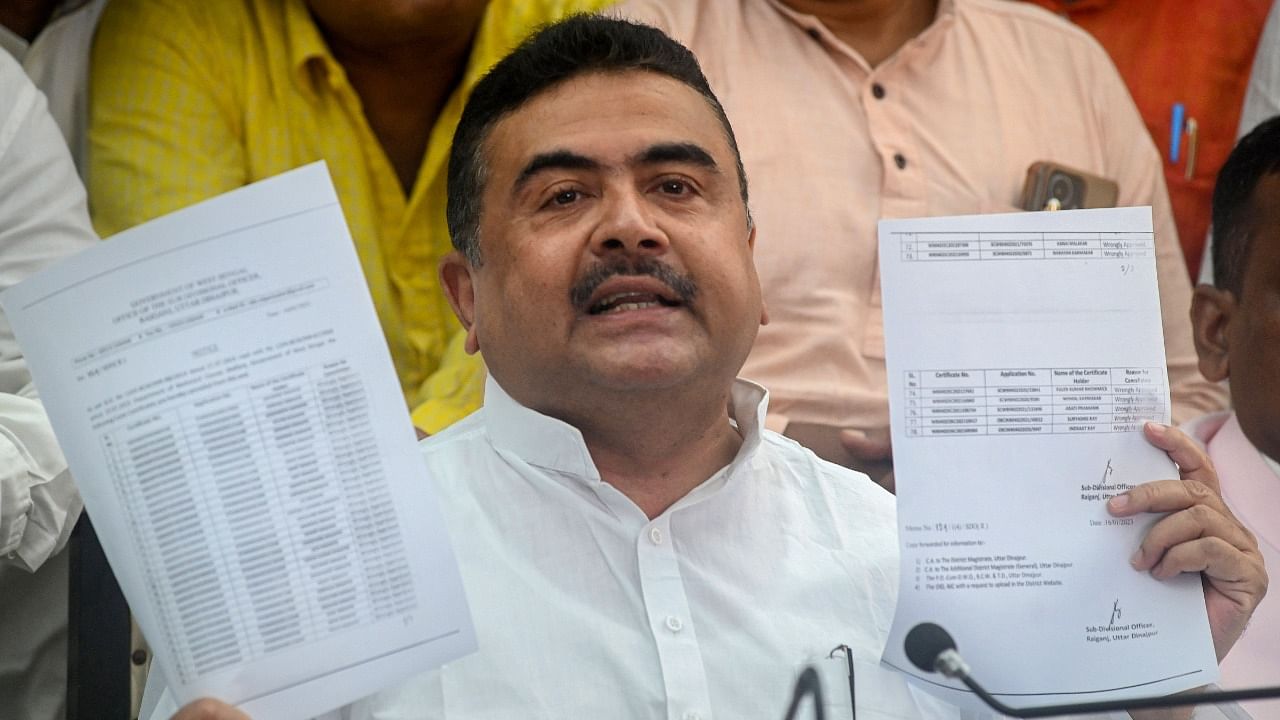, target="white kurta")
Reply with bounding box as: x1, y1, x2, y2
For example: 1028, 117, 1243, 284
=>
0, 43, 99, 720
139, 379, 1253, 719
147, 378, 940, 719
0, 0, 108, 171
